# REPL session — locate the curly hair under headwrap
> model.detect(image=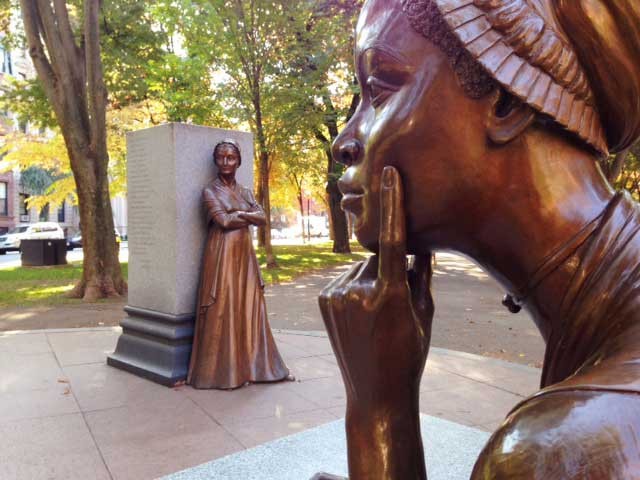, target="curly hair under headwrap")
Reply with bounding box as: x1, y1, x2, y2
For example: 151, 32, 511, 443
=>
402, 0, 496, 99
403, 0, 640, 155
